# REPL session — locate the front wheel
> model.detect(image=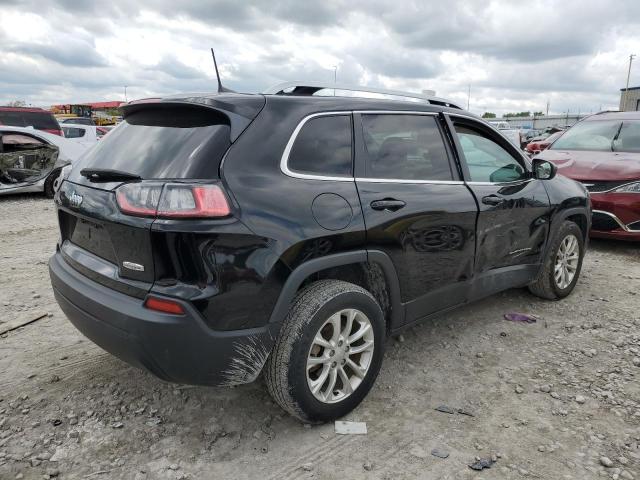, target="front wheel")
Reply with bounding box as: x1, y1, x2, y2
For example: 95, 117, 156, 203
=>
528, 220, 585, 300
44, 168, 61, 199
265, 280, 385, 423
